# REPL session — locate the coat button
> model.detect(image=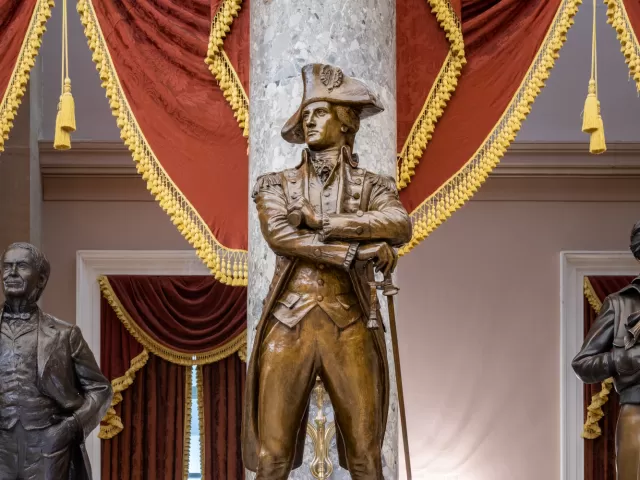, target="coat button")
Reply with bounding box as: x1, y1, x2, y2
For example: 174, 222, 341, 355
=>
356, 210, 364, 217
291, 179, 297, 184
292, 193, 299, 199
317, 295, 324, 302
318, 279, 324, 286
353, 192, 360, 199
314, 249, 321, 257
318, 264, 325, 270
356, 226, 364, 234
355, 178, 362, 185
324, 191, 331, 197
